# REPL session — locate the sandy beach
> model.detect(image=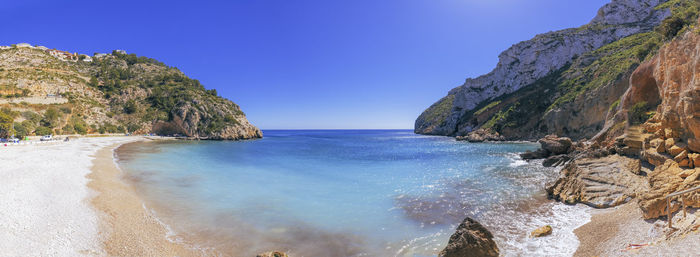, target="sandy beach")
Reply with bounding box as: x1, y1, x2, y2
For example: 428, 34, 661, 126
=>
0, 137, 202, 256
0, 137, 135, 256
87, 139, 203, 256
575, 202, 699, 256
